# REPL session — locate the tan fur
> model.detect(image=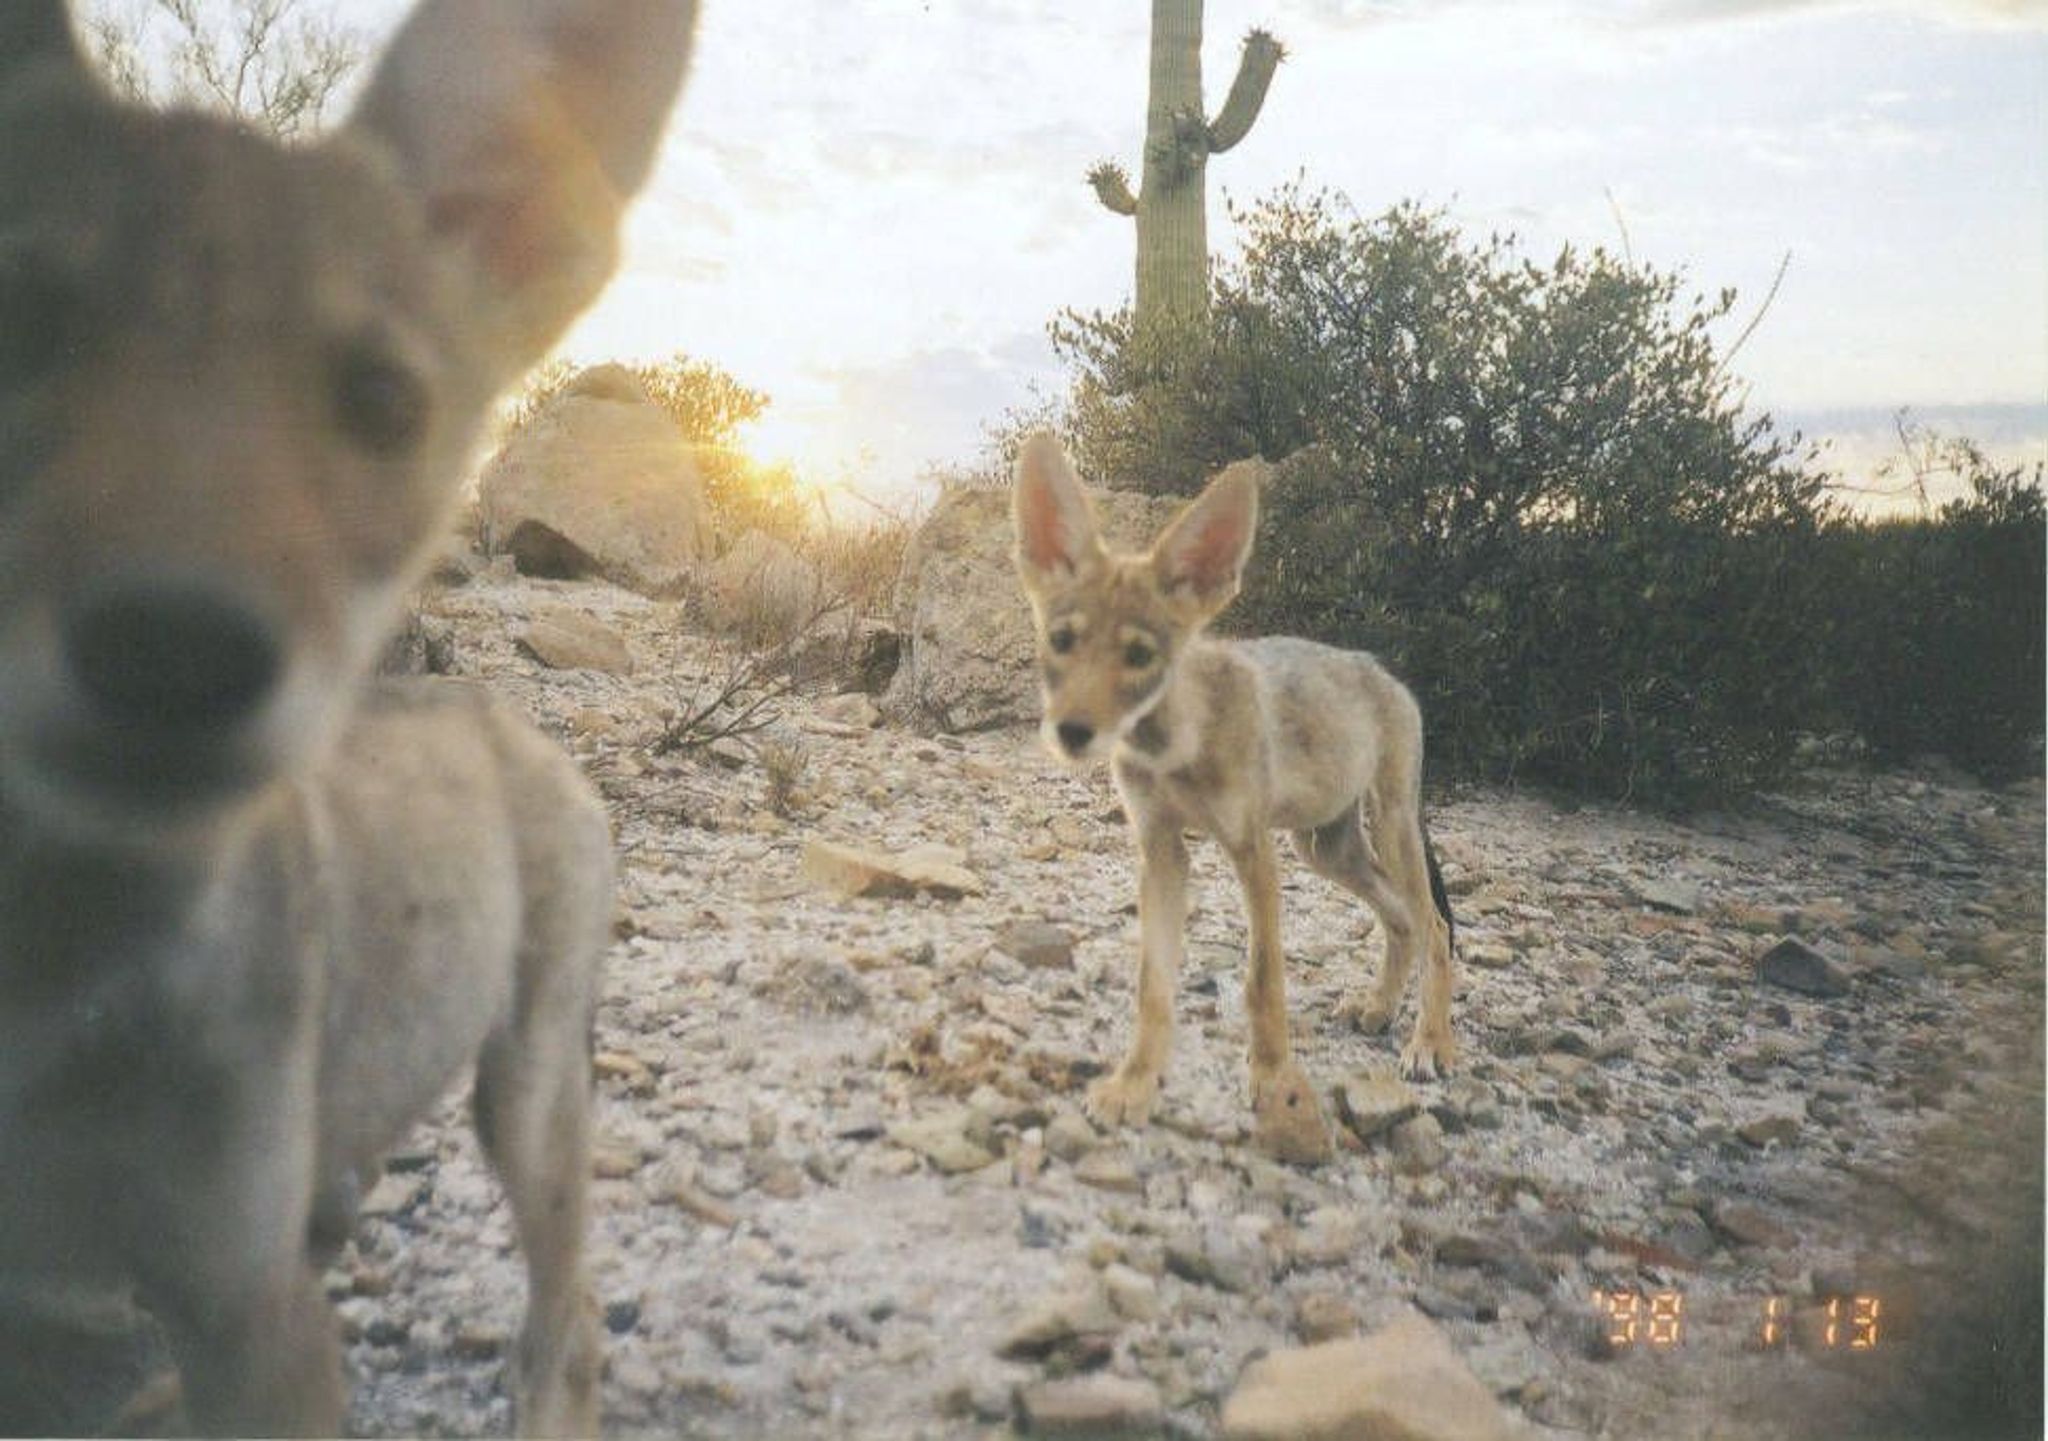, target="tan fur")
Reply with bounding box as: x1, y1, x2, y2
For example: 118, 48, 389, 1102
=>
1013, 434, 1456, 1158
0, 3, 694, 1433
